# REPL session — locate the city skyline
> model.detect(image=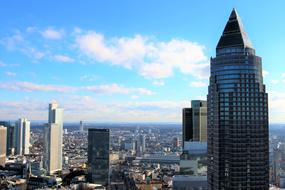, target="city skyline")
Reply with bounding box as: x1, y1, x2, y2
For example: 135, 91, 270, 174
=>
0, 1, 285, 123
